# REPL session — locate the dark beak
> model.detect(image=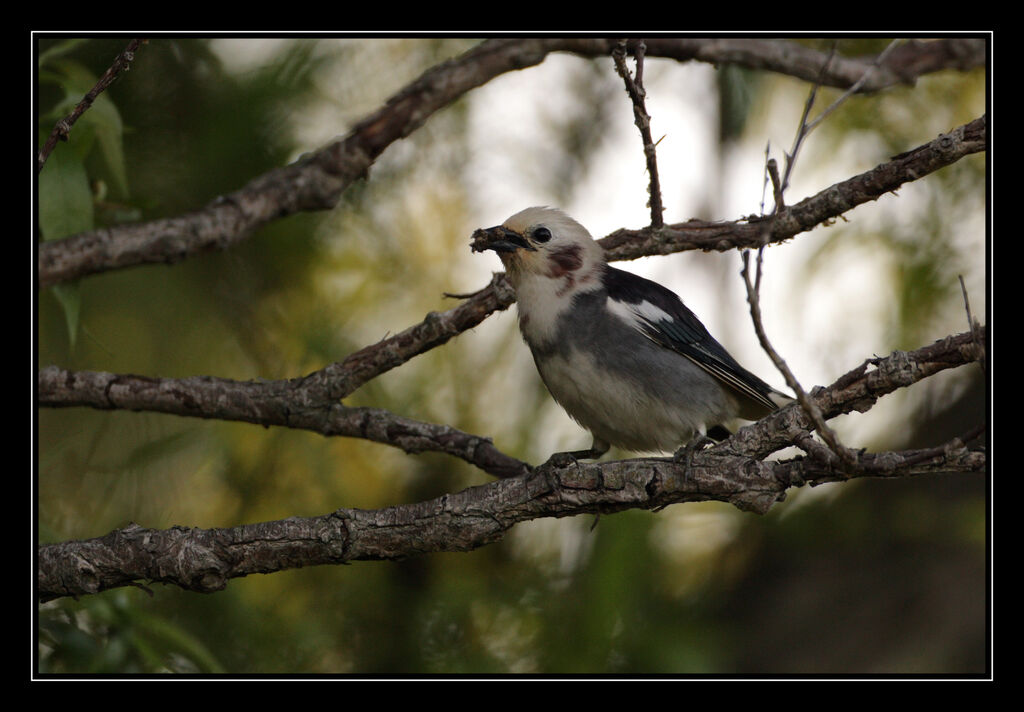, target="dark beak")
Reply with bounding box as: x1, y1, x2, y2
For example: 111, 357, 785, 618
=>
470, 225, 536, 253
